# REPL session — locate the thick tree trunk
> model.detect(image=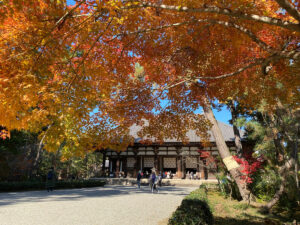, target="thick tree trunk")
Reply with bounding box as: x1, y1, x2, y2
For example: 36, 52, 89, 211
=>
295, 131, 299, 190
265, 178, 285, 210
203, 100, 250, 201
102, 151, 106, 176
268, 113, 285, 161
228, 100, 243, 157
32, 125, 52, 176
32, 134, 46, 170
264, 158, 295, 210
